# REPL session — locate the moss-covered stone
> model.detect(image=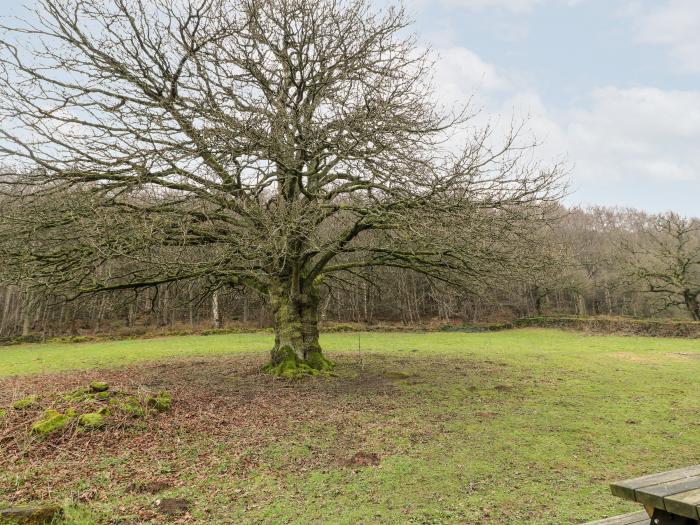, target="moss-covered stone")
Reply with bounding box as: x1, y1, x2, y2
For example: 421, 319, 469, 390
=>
117, 396, 145, 418
12, 396, 37, 410
146, 392, 172, 412
78, 412, 105, 429
0, 503, 64, 524
31, 410, 70, 435
89, 381, 109, 393
94, 390, 111, 400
